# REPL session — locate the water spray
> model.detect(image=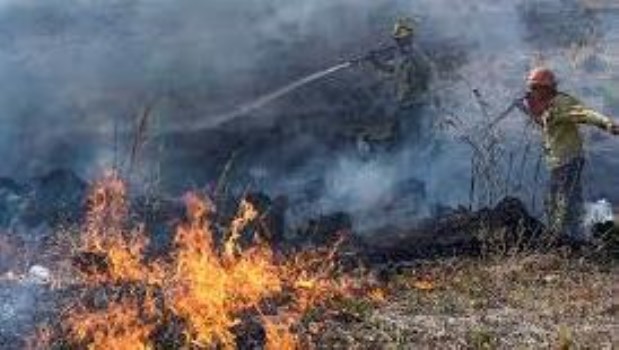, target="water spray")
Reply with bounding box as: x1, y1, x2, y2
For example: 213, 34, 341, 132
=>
166, 45, 398, 133
167, 62, 353, 133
